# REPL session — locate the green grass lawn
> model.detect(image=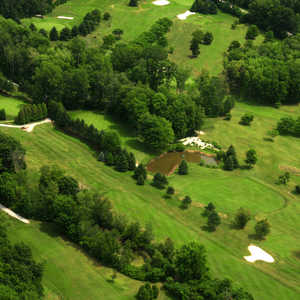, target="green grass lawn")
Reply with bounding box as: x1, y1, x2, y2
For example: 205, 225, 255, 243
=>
22, 0, 258, 75
1, 110, 299, 299
69, 110, 155, 163
0, 94, 24, 120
